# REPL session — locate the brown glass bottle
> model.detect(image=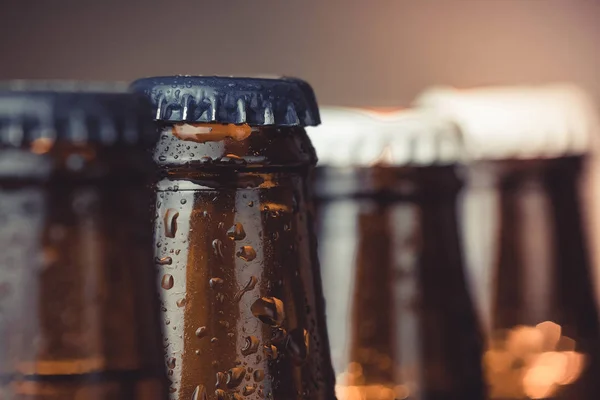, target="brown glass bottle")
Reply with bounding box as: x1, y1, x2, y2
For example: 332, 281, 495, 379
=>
132, 76, 336, 400
309, 108, 486, 400
469, 157, 600, 400
0, 90, 168, 399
